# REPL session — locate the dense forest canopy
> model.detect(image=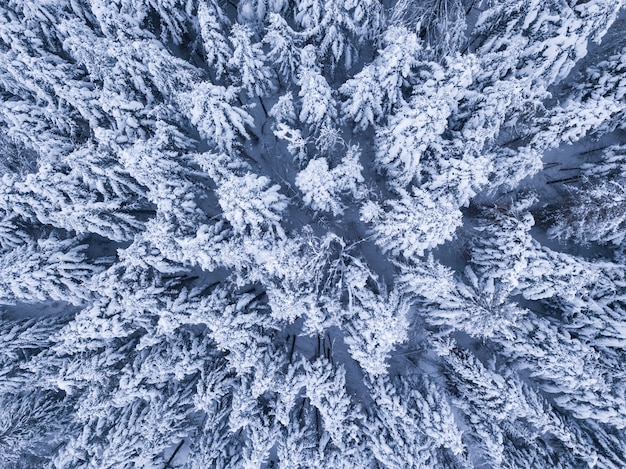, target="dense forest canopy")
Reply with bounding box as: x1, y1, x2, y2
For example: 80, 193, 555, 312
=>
1, 0, 626, 467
